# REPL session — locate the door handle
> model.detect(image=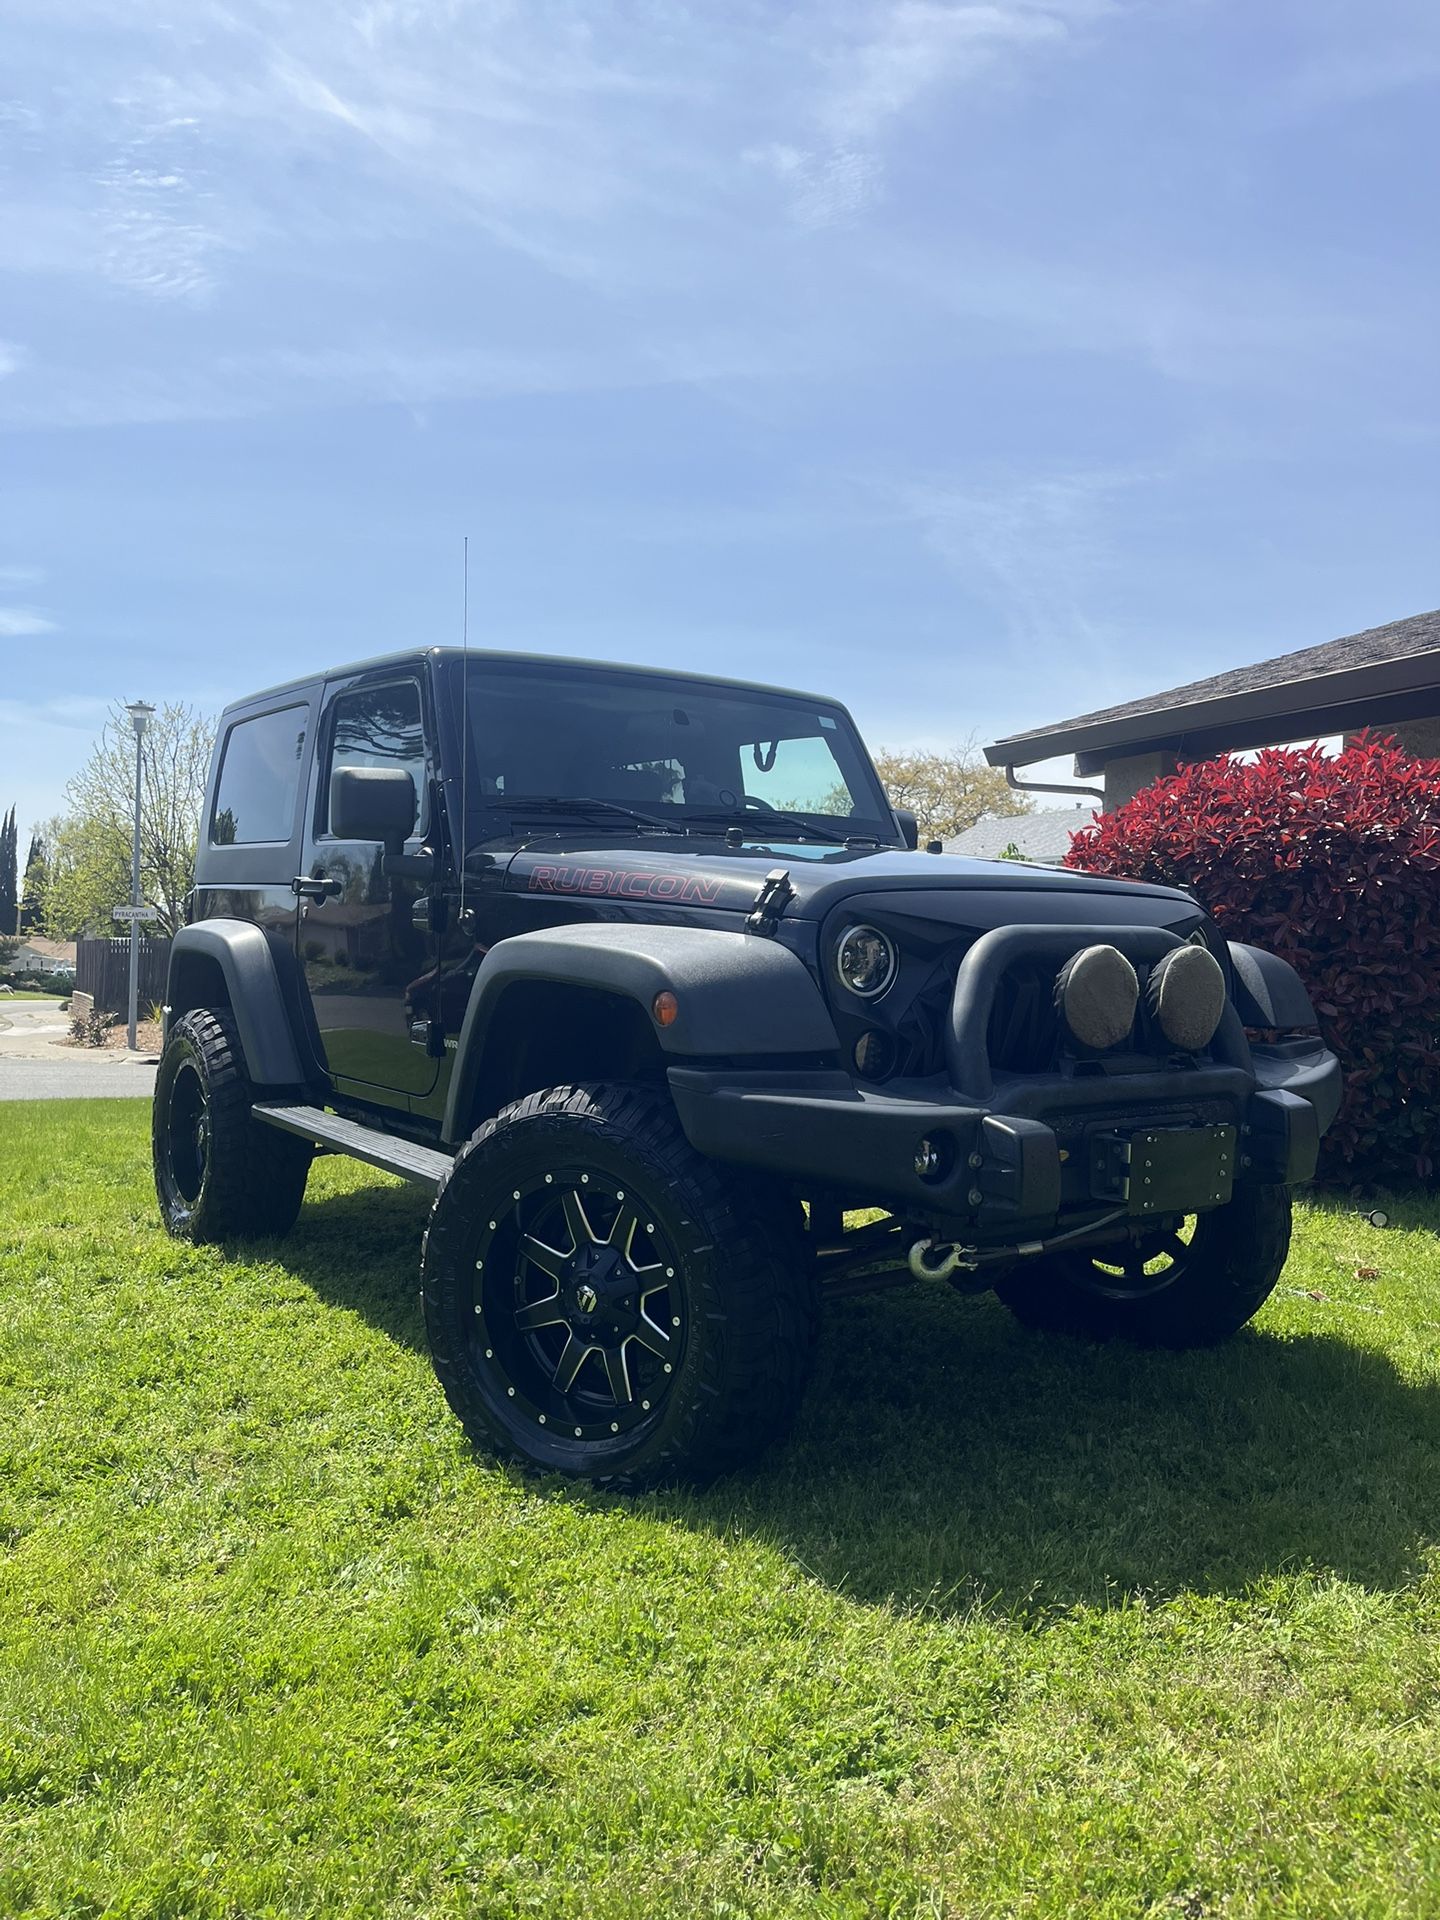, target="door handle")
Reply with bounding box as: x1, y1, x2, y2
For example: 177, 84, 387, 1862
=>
291, 875, 342, 902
